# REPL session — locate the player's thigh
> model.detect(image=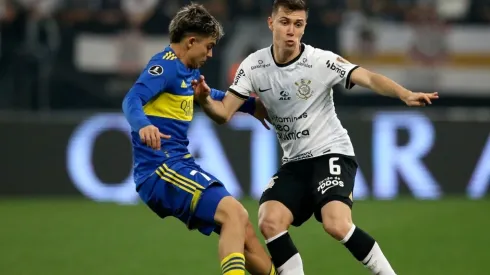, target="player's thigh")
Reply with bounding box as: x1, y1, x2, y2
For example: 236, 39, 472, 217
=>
309, 154, 358, 222
259, 162, 313, 227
